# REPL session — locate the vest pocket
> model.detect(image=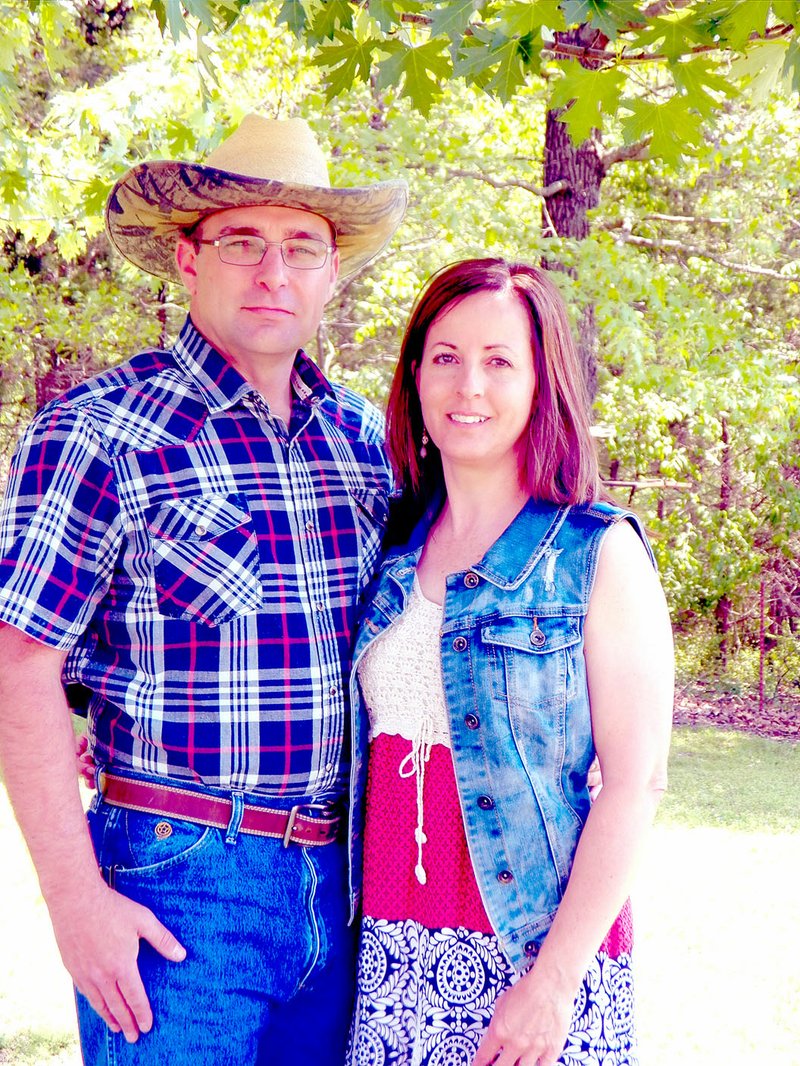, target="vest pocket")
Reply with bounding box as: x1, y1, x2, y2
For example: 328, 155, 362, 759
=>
146, 493, 262, 626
